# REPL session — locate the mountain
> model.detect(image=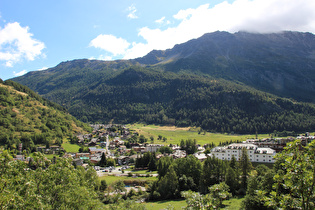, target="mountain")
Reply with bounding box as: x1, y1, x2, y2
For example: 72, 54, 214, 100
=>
11, 31, 315, 133
135, 31, 315, 103
0, 79, 91, 151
